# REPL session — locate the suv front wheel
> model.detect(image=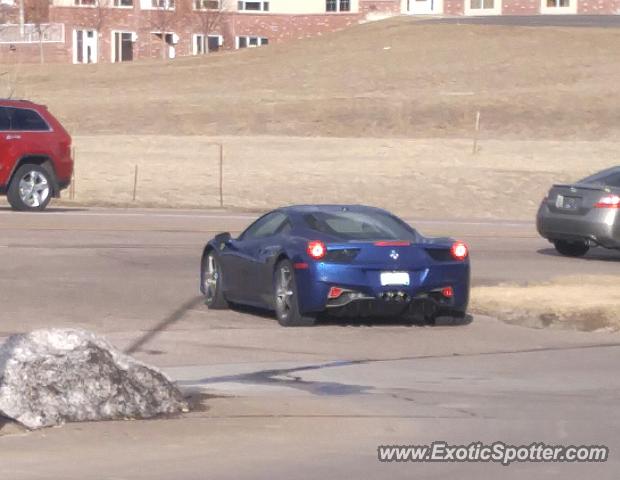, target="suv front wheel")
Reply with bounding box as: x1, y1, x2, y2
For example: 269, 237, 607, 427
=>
7, 164, 54, 211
